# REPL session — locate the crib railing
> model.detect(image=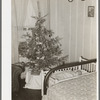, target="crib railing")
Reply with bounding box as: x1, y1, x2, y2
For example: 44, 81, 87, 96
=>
79, 56, 96, 72
43, 58, 96, 95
